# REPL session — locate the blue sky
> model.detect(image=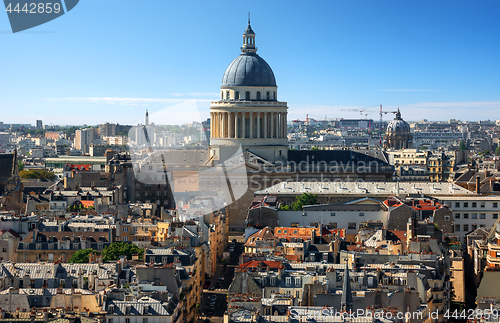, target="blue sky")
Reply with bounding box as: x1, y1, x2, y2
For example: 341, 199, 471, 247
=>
1, 0, 499, 126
